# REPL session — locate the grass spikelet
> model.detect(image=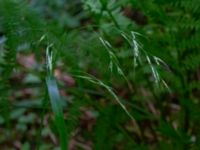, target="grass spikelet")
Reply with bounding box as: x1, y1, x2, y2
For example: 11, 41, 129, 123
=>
74, 72, 141, 136
99, 37, 134, 92
121, 31, 142, 76
121, 31, 171, 92
146, 55, 160, 84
